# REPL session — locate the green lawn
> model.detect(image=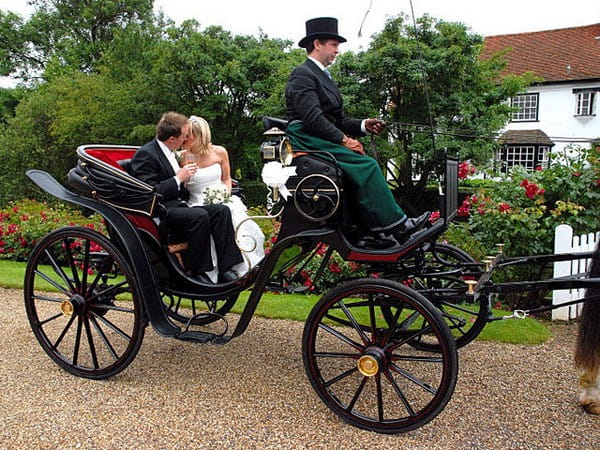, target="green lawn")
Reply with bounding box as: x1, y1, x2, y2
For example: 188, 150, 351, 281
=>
4, 259, 551, 345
